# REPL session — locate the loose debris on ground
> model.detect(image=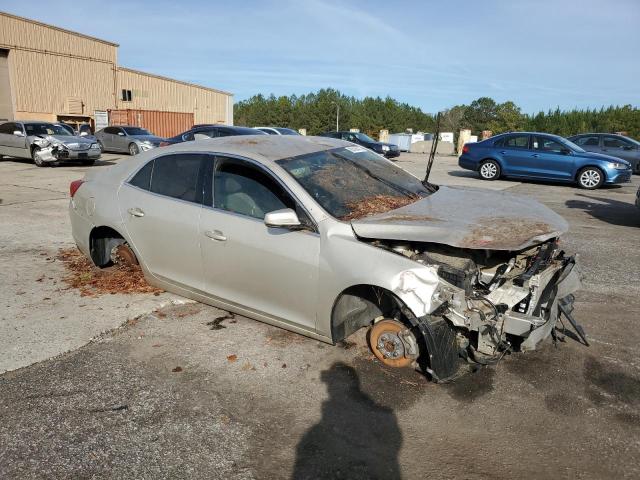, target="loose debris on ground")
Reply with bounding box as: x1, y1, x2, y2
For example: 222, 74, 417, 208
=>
206, 313, 236, 330
57, 248, 163, 296
341, 194, 418, 221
